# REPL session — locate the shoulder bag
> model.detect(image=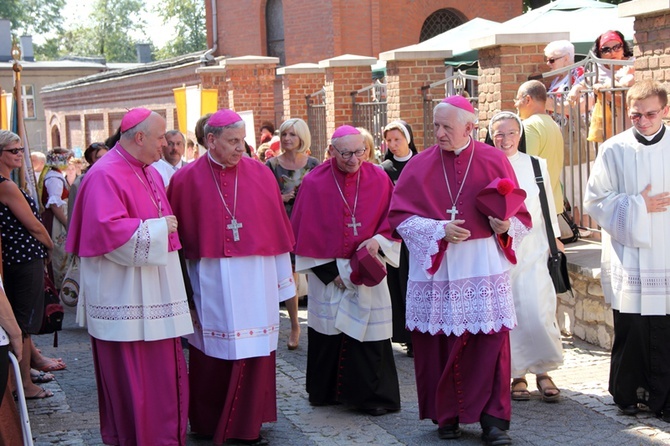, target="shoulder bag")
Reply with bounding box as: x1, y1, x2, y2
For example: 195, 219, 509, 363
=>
531, 156, 572, 293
